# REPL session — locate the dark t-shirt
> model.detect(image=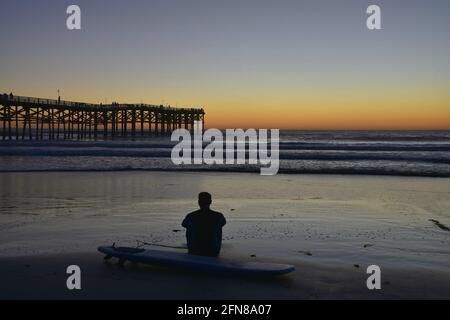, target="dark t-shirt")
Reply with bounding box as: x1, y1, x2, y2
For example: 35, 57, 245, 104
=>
182, 209, 226, 257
